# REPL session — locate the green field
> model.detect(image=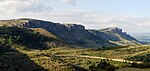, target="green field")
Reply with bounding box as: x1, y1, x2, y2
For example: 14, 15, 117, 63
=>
0, 27, 149, 71
14, 45, 150, 71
